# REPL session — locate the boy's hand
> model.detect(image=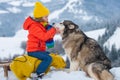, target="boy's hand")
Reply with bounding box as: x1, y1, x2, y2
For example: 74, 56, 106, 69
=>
53, 26, 60, 34
52, 23, 61, 34
55, 27, 60, 34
